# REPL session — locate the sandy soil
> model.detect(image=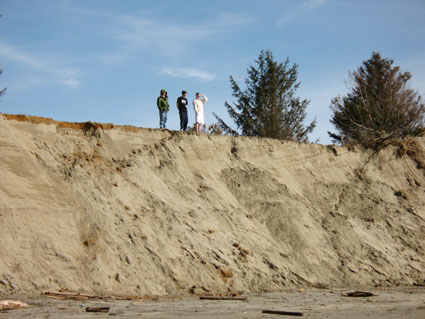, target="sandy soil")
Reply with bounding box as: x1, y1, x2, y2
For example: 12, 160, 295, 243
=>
1, 288, 425, 318
1, 113, 425, 298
